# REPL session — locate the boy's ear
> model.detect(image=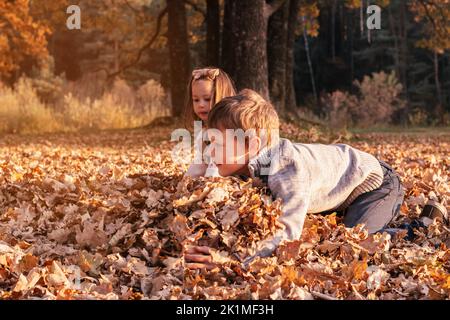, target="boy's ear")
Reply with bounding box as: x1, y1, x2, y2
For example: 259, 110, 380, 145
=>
248, 136, 261, 157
